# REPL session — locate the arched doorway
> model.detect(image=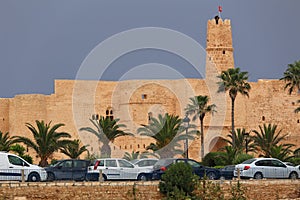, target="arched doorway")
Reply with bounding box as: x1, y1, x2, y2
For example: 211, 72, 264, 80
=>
209, 137, 227, 152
